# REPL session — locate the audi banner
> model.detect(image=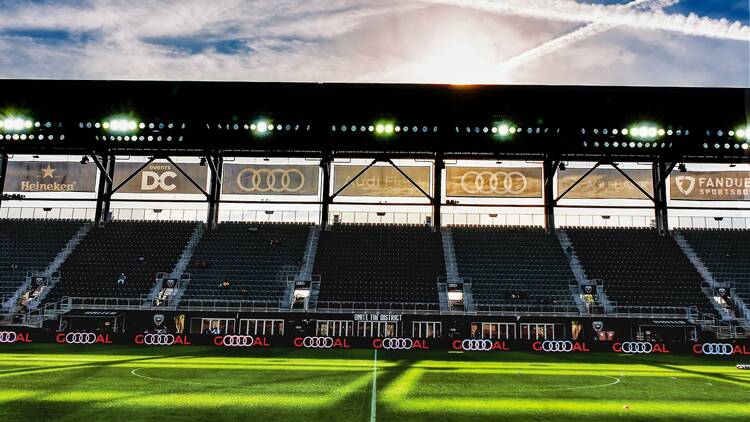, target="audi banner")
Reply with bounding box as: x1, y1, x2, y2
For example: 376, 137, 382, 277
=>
113, 161, 208, 194
445, 167, 542, 198
3, 161, 96, 193
333, 165, 431, 197
0, 330, 33, 344
670, 171, 750, 201
557, 168, 653, 200
222, 164, 319, 195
